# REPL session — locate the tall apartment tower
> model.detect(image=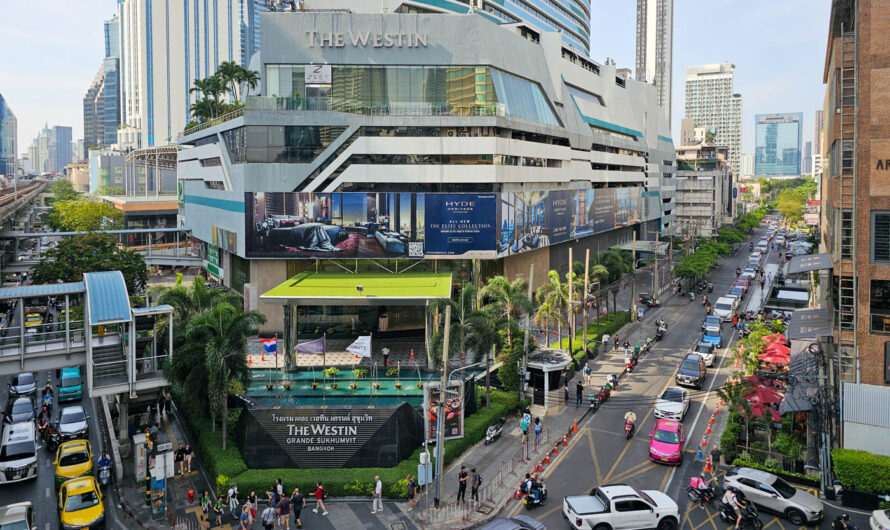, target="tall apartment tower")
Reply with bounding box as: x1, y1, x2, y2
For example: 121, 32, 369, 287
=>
754, 112, 803, 177
0, 93, 16, 178
684, 63, 743, 177
118, 0, 264, 147
635, 0, 673, 121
